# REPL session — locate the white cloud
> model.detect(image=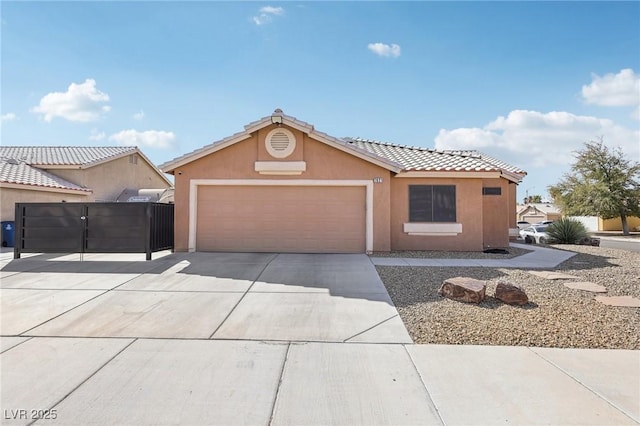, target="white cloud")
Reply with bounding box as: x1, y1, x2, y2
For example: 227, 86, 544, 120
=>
108, 129, 176, 149
260, 6, 284, 15
252, 6, 284, 25
1, 112, 17, 122
367, 43, 401, 58
581, 68, 640, 107
31, 79, 111, 122
133, 110, 145, 120
89, 129, 106, 141
435, 109, 639, 168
